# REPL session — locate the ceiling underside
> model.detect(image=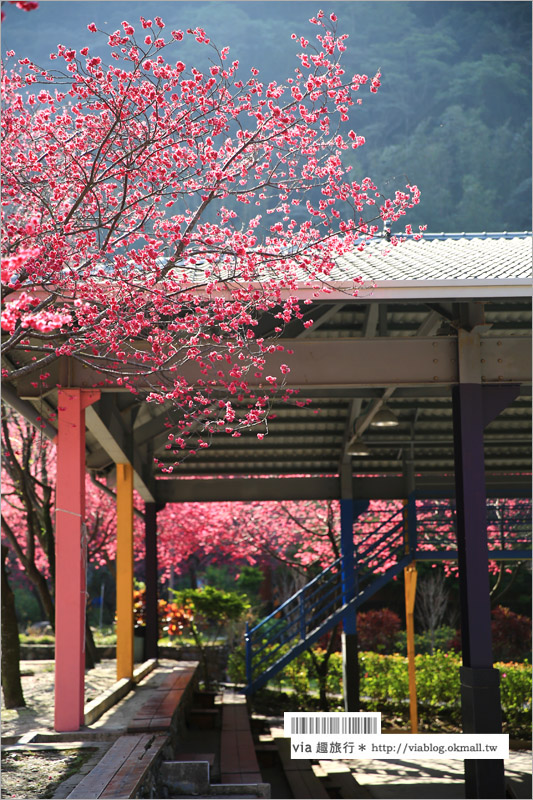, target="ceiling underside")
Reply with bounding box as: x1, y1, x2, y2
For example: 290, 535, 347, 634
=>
6, 293, 531, 504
